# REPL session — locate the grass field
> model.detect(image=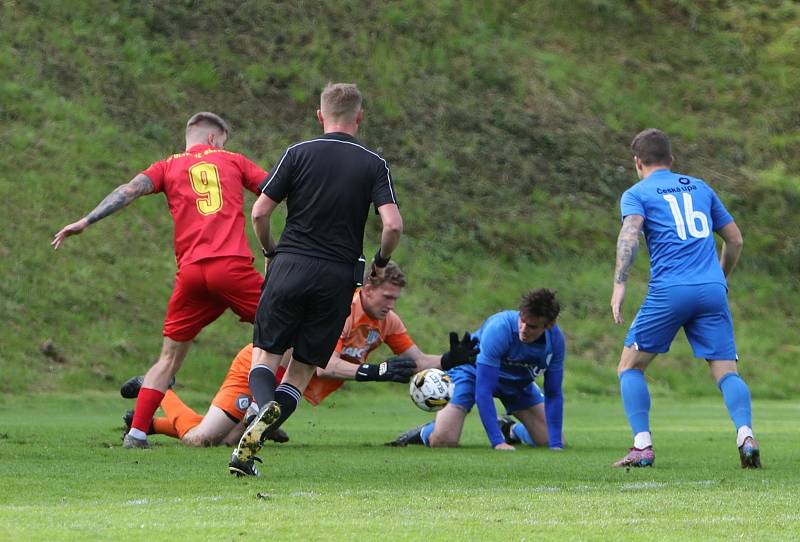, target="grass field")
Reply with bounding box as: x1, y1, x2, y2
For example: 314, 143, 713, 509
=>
1, 391, 797, 541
